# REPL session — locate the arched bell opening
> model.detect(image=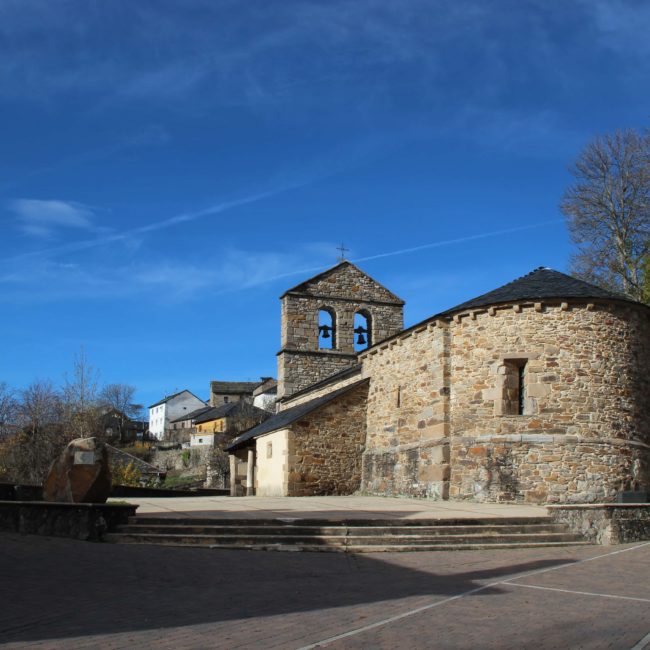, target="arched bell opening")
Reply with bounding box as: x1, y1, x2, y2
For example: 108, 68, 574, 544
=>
318, 308, 337, 349
354, 310, 372, 352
